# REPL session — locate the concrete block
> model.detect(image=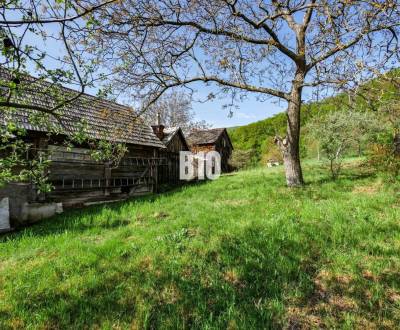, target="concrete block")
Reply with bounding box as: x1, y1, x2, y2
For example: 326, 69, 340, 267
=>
0, 197, 11, 232
22, 202, 64, 223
